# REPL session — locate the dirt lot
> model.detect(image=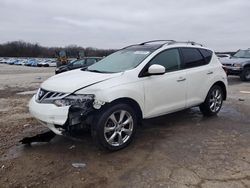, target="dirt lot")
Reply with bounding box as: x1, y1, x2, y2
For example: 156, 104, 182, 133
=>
0, 64, 250, 188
